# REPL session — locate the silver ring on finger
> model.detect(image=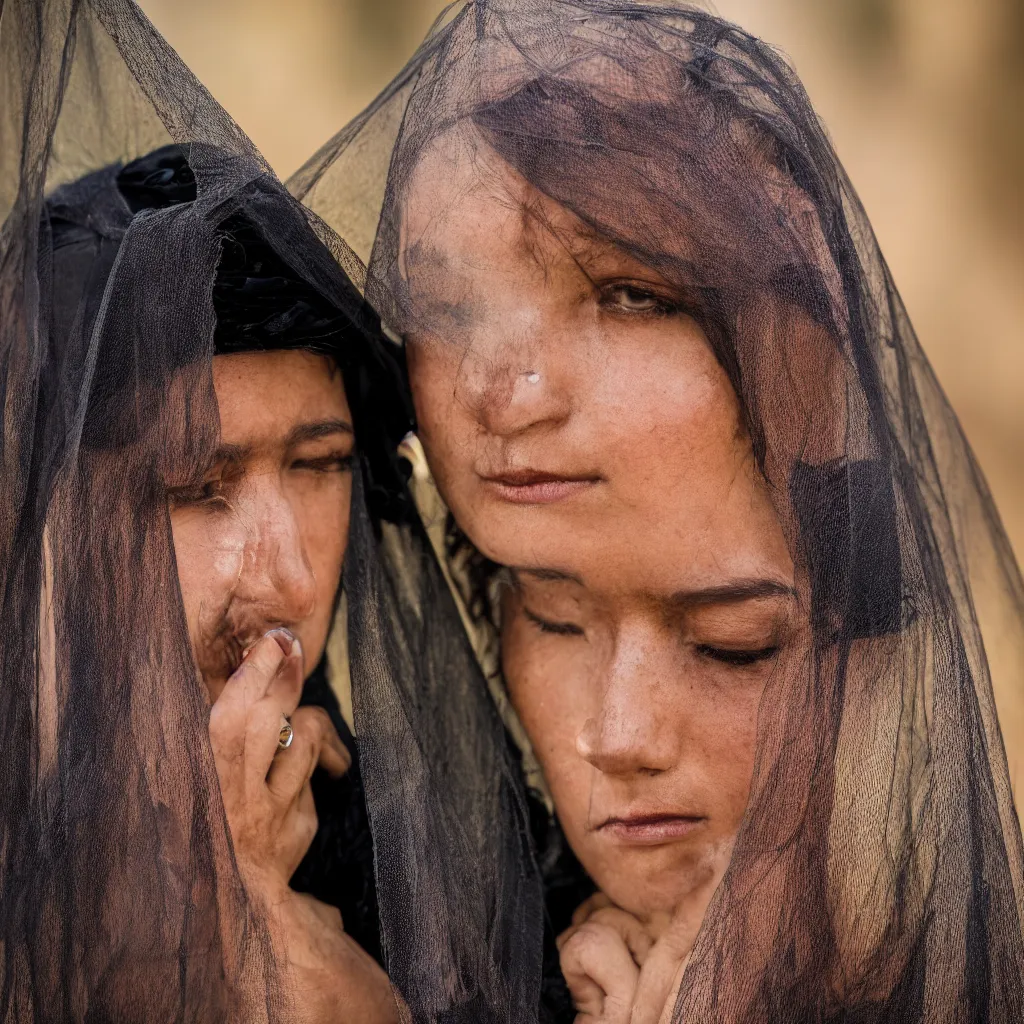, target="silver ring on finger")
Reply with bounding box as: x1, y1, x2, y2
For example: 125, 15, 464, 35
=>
277, 714, 294, 751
